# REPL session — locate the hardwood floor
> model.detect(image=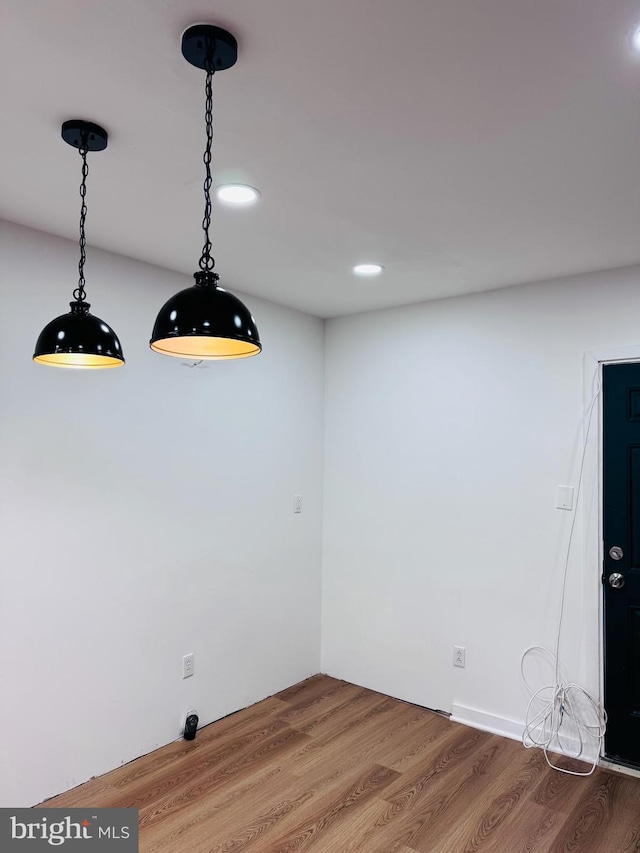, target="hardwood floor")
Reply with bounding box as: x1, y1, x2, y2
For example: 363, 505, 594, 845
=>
43, 675, 640, 852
